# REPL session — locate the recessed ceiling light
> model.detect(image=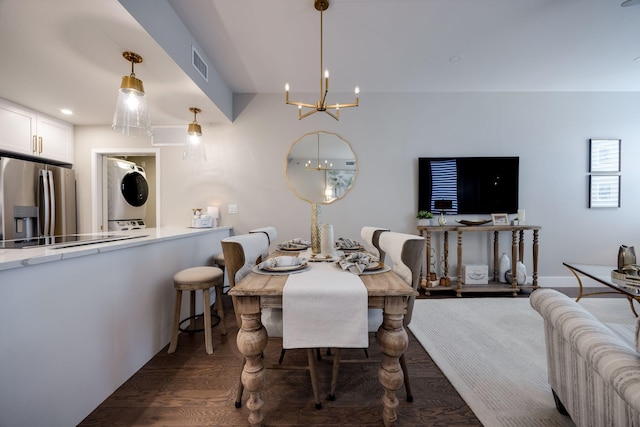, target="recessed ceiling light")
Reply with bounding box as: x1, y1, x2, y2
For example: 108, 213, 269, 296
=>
60, 108, 73, 115
621, 0, 640, 6
449, 55, 463, 63
634, 56, 640, 62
